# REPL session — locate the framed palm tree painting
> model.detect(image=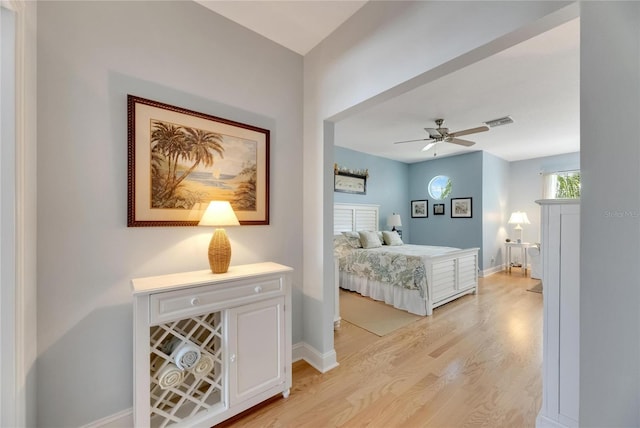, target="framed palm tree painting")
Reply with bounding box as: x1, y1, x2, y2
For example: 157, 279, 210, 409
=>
127, 95, 269, 226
